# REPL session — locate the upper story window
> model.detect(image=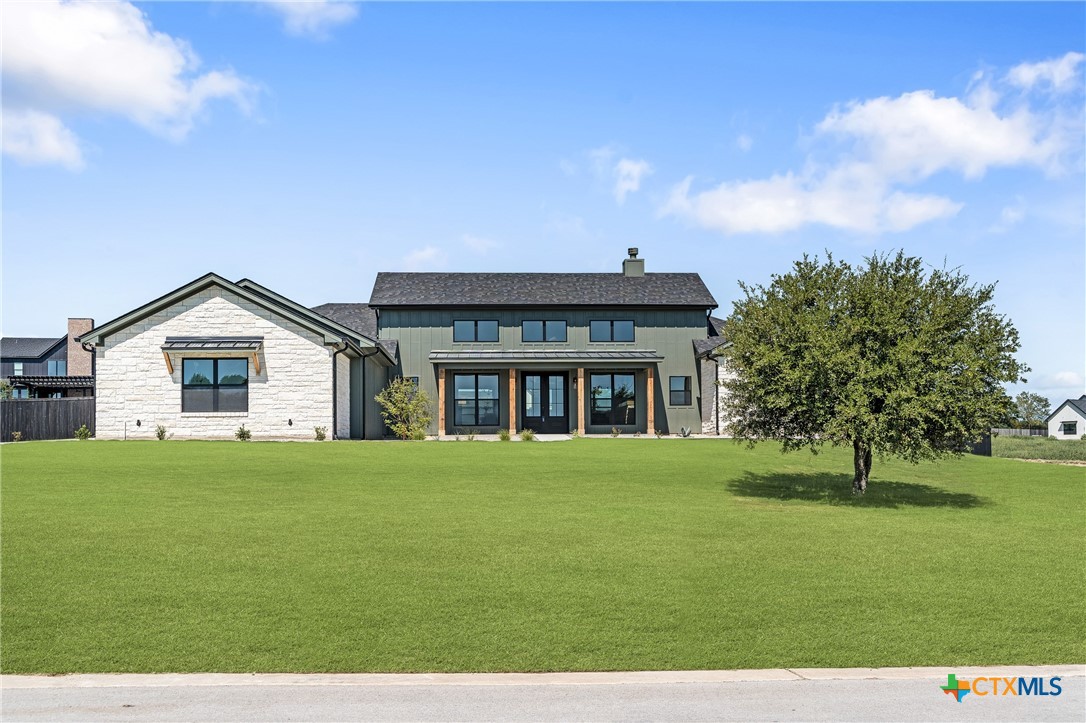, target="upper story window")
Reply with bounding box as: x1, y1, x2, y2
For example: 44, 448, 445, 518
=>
182, 358, 248, 413
12, 362, 24, 376
522, 320, 567, 343
589, 320, 635, 343
47, 360, 67, 376
453, 320, 499, 343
